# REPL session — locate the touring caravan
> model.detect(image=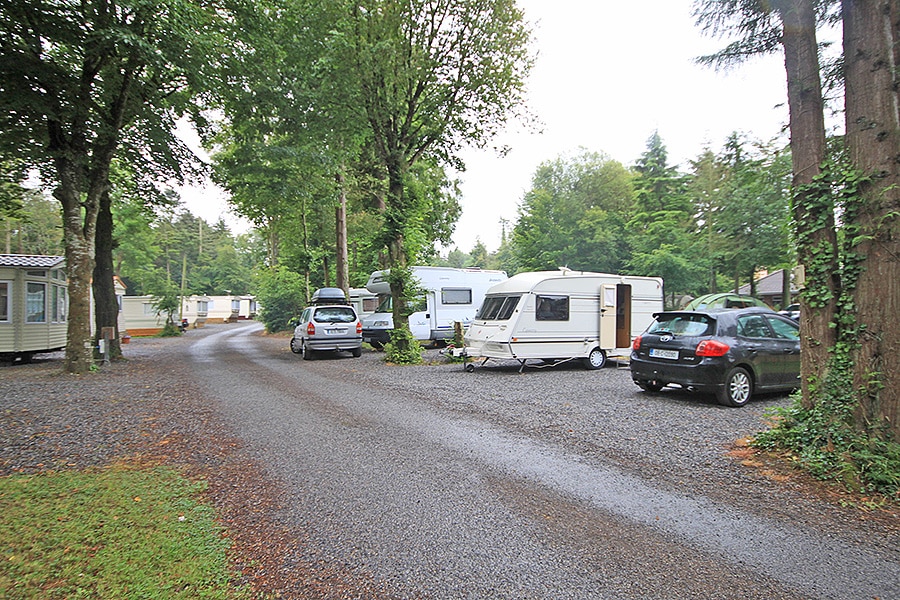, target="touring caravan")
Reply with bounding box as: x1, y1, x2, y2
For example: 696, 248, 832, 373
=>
361, 266, 508, 346
463, 269, 664, 371
349, 287, 378, 317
